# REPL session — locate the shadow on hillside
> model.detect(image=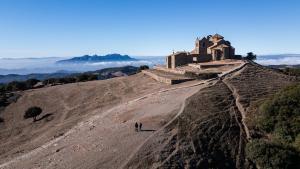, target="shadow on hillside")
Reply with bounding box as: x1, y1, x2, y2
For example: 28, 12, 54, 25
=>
140, 129, 156, 132
36, 113, 53, 122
